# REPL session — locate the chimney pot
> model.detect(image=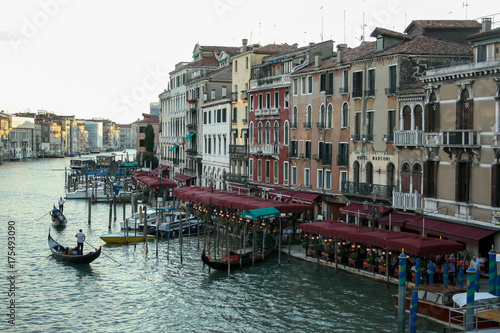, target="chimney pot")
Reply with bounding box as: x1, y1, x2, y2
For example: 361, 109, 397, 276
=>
482, 18, 492, 32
